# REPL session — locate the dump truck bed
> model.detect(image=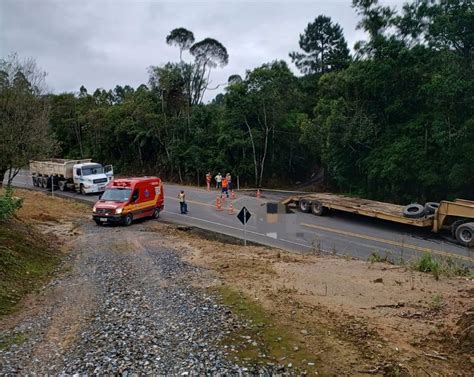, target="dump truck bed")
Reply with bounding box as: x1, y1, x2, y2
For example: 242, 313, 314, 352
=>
30, 159, 92, 179
282, 193, 434, 227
